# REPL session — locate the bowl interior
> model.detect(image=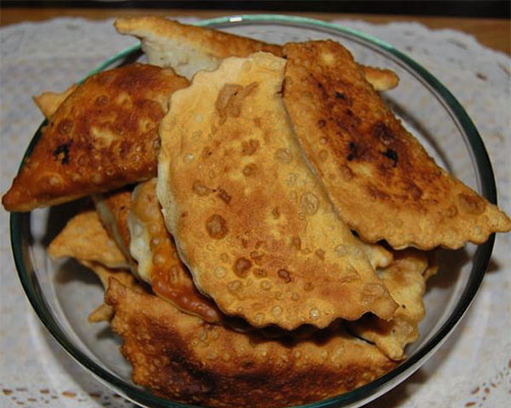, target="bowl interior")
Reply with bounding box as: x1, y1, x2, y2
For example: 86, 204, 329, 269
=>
11, 15, 495, 408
